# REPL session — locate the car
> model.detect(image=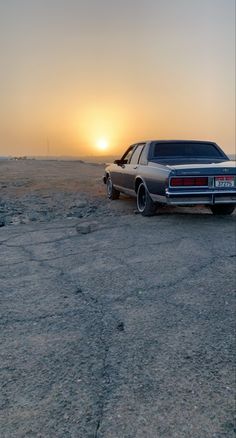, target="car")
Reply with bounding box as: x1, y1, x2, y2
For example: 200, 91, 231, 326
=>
103, 140, 236, 216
